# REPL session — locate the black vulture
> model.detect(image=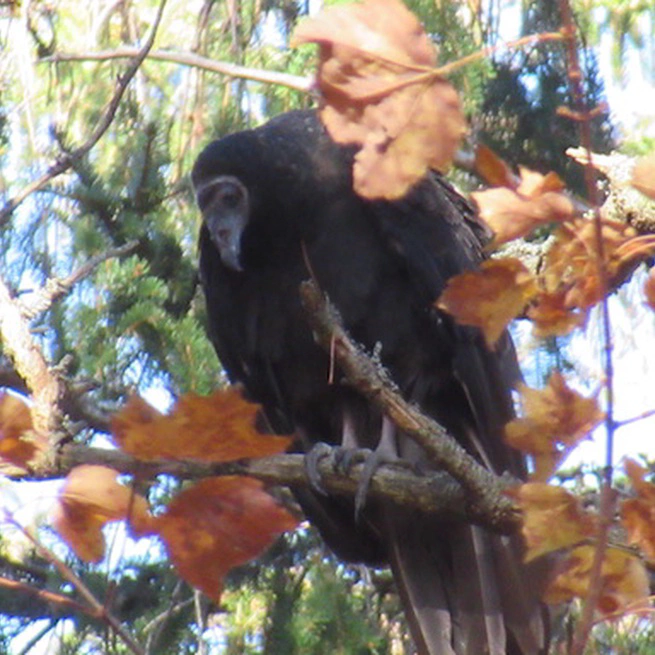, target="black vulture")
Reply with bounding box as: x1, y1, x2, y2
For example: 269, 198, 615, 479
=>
192, 110, 548, 654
